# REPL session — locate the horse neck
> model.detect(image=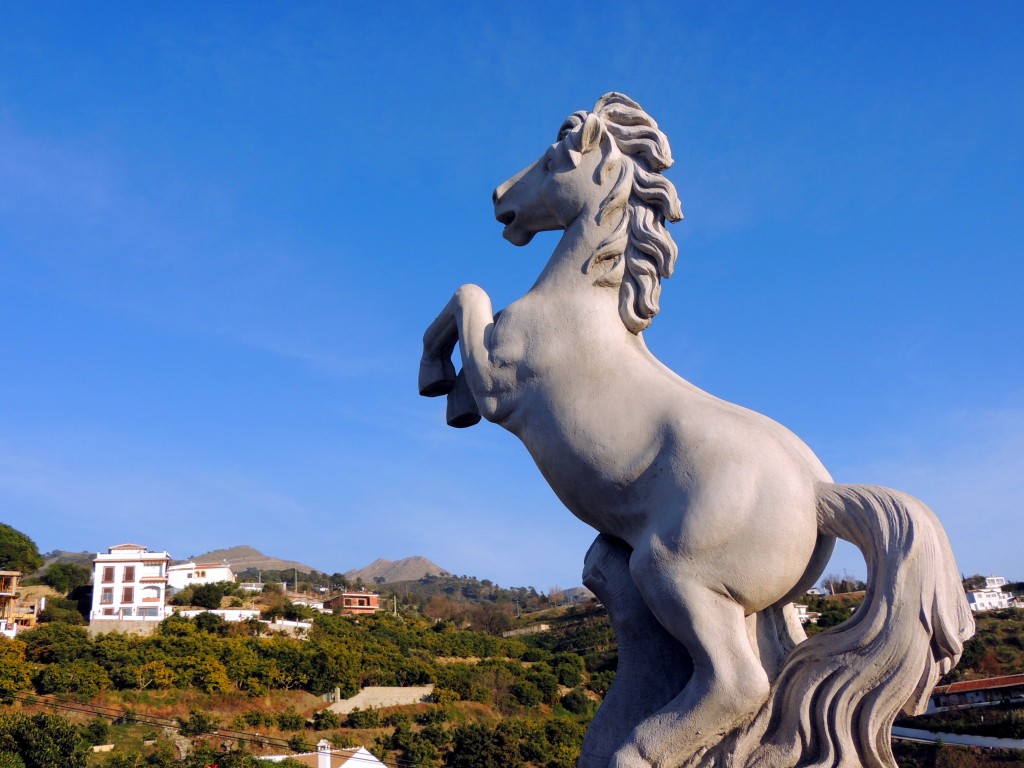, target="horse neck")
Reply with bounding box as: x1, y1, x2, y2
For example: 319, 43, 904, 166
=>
532, 209, 613, 294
